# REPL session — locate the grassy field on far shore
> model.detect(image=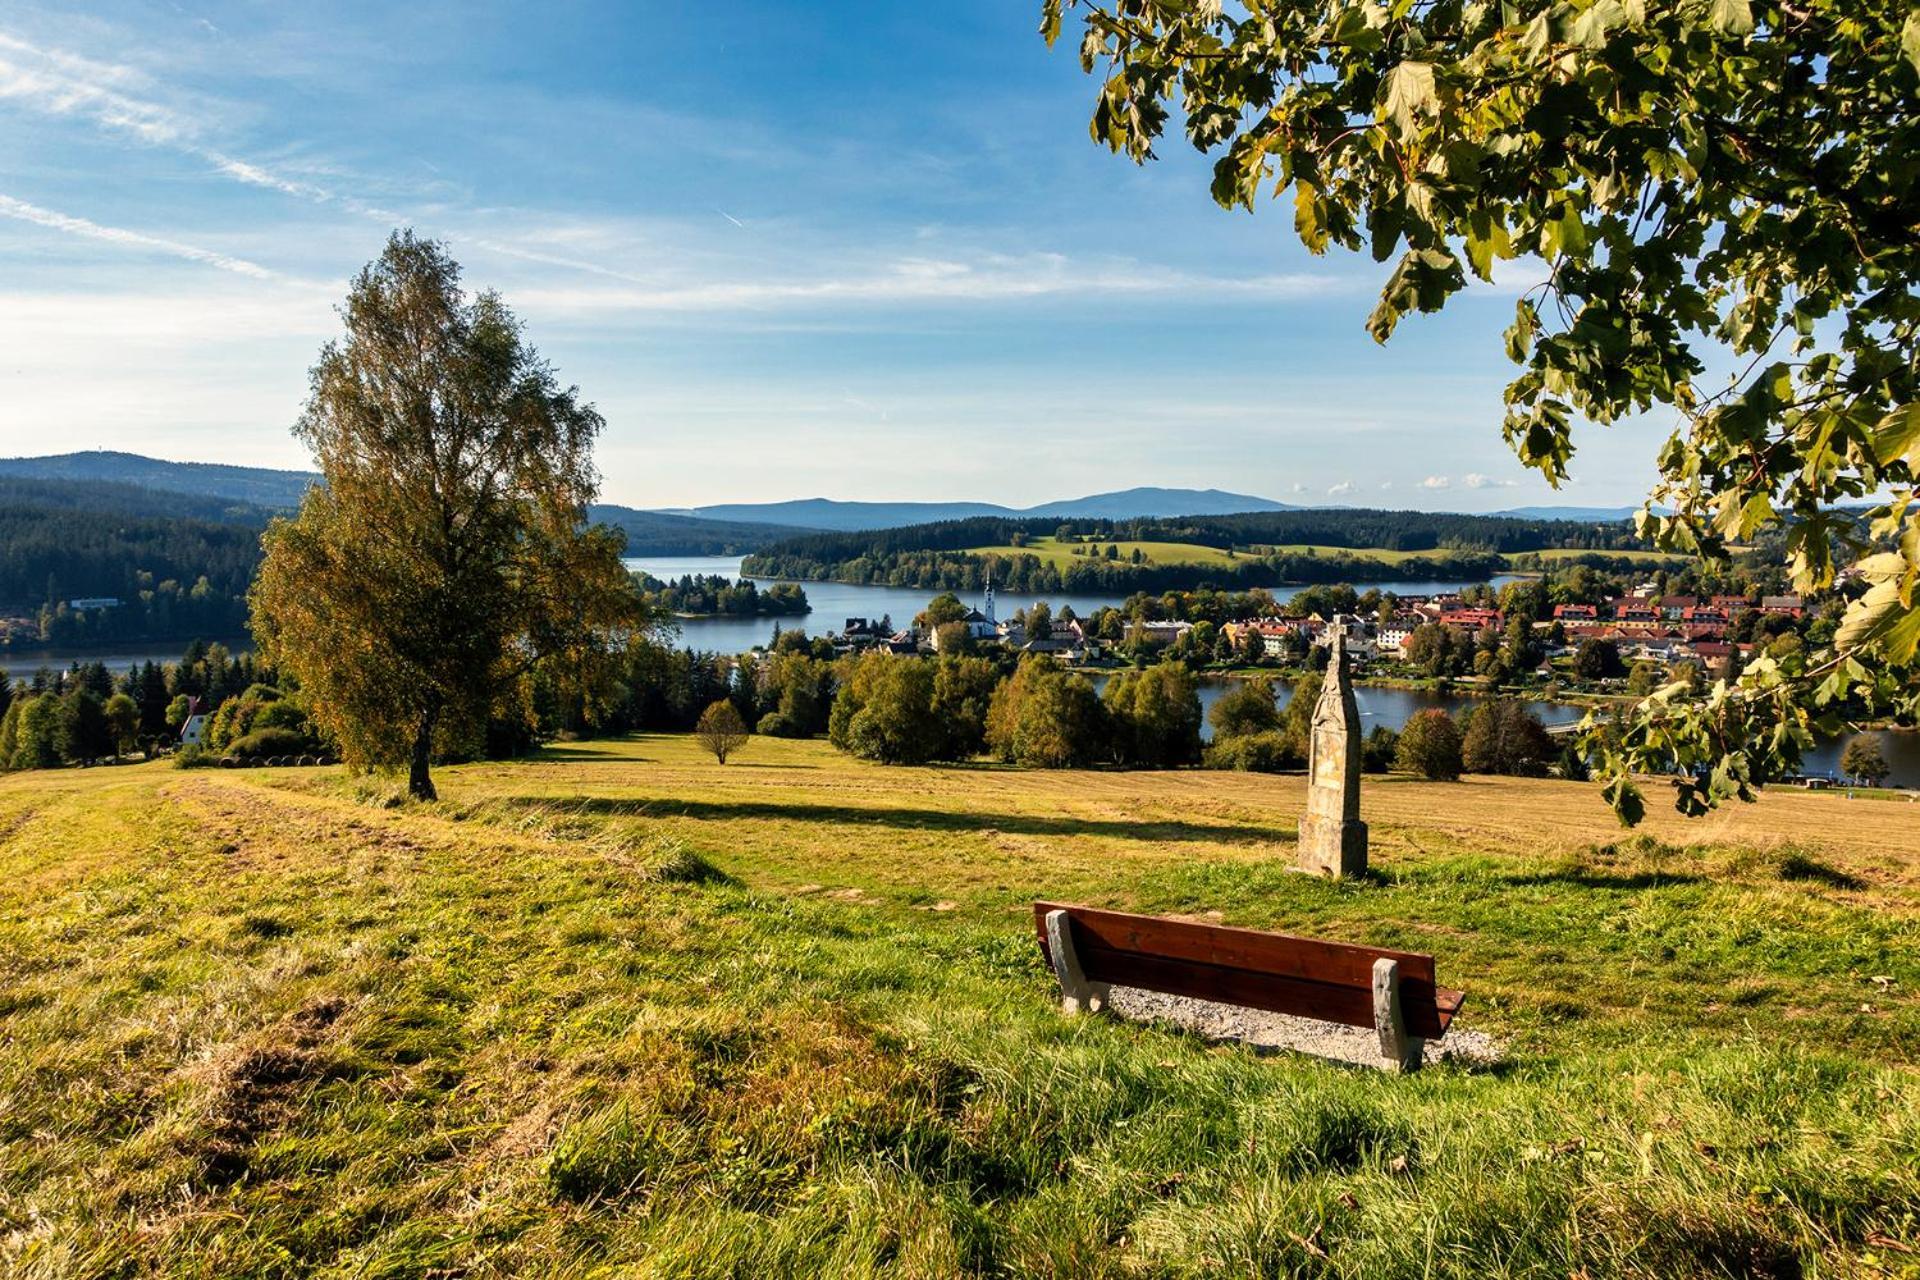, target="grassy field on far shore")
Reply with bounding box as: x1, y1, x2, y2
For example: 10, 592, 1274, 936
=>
3, 735, 1916, 1278
966, 537, 1240, 569
962, 537, 1690, 575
